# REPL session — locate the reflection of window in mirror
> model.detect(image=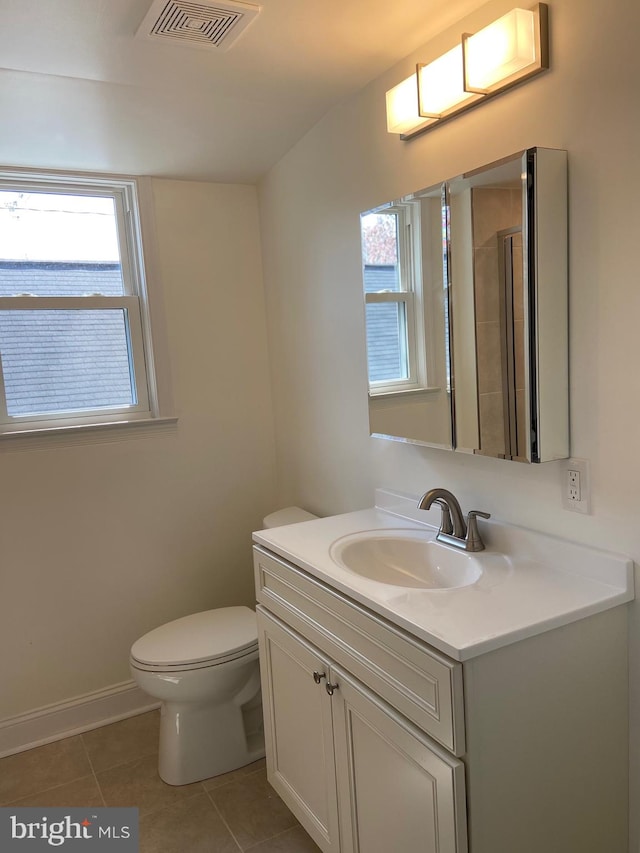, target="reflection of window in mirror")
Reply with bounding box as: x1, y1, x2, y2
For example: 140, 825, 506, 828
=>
360, 202, 426, 395
360, 184, 454, 450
